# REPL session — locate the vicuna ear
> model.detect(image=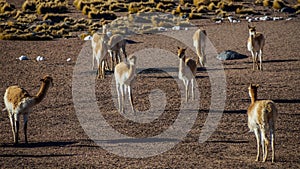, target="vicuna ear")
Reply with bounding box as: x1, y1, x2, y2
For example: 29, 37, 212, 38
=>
248, 25, 251, 29
184, 47, 187, 51
177, 46, 180, 49
255, 84, 259, 88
